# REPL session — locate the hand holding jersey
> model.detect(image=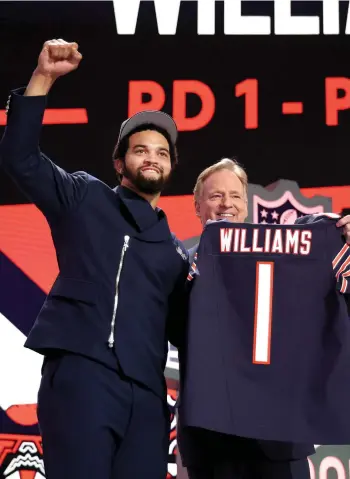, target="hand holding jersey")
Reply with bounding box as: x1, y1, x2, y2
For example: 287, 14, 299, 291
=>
338, 216, 350, 245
